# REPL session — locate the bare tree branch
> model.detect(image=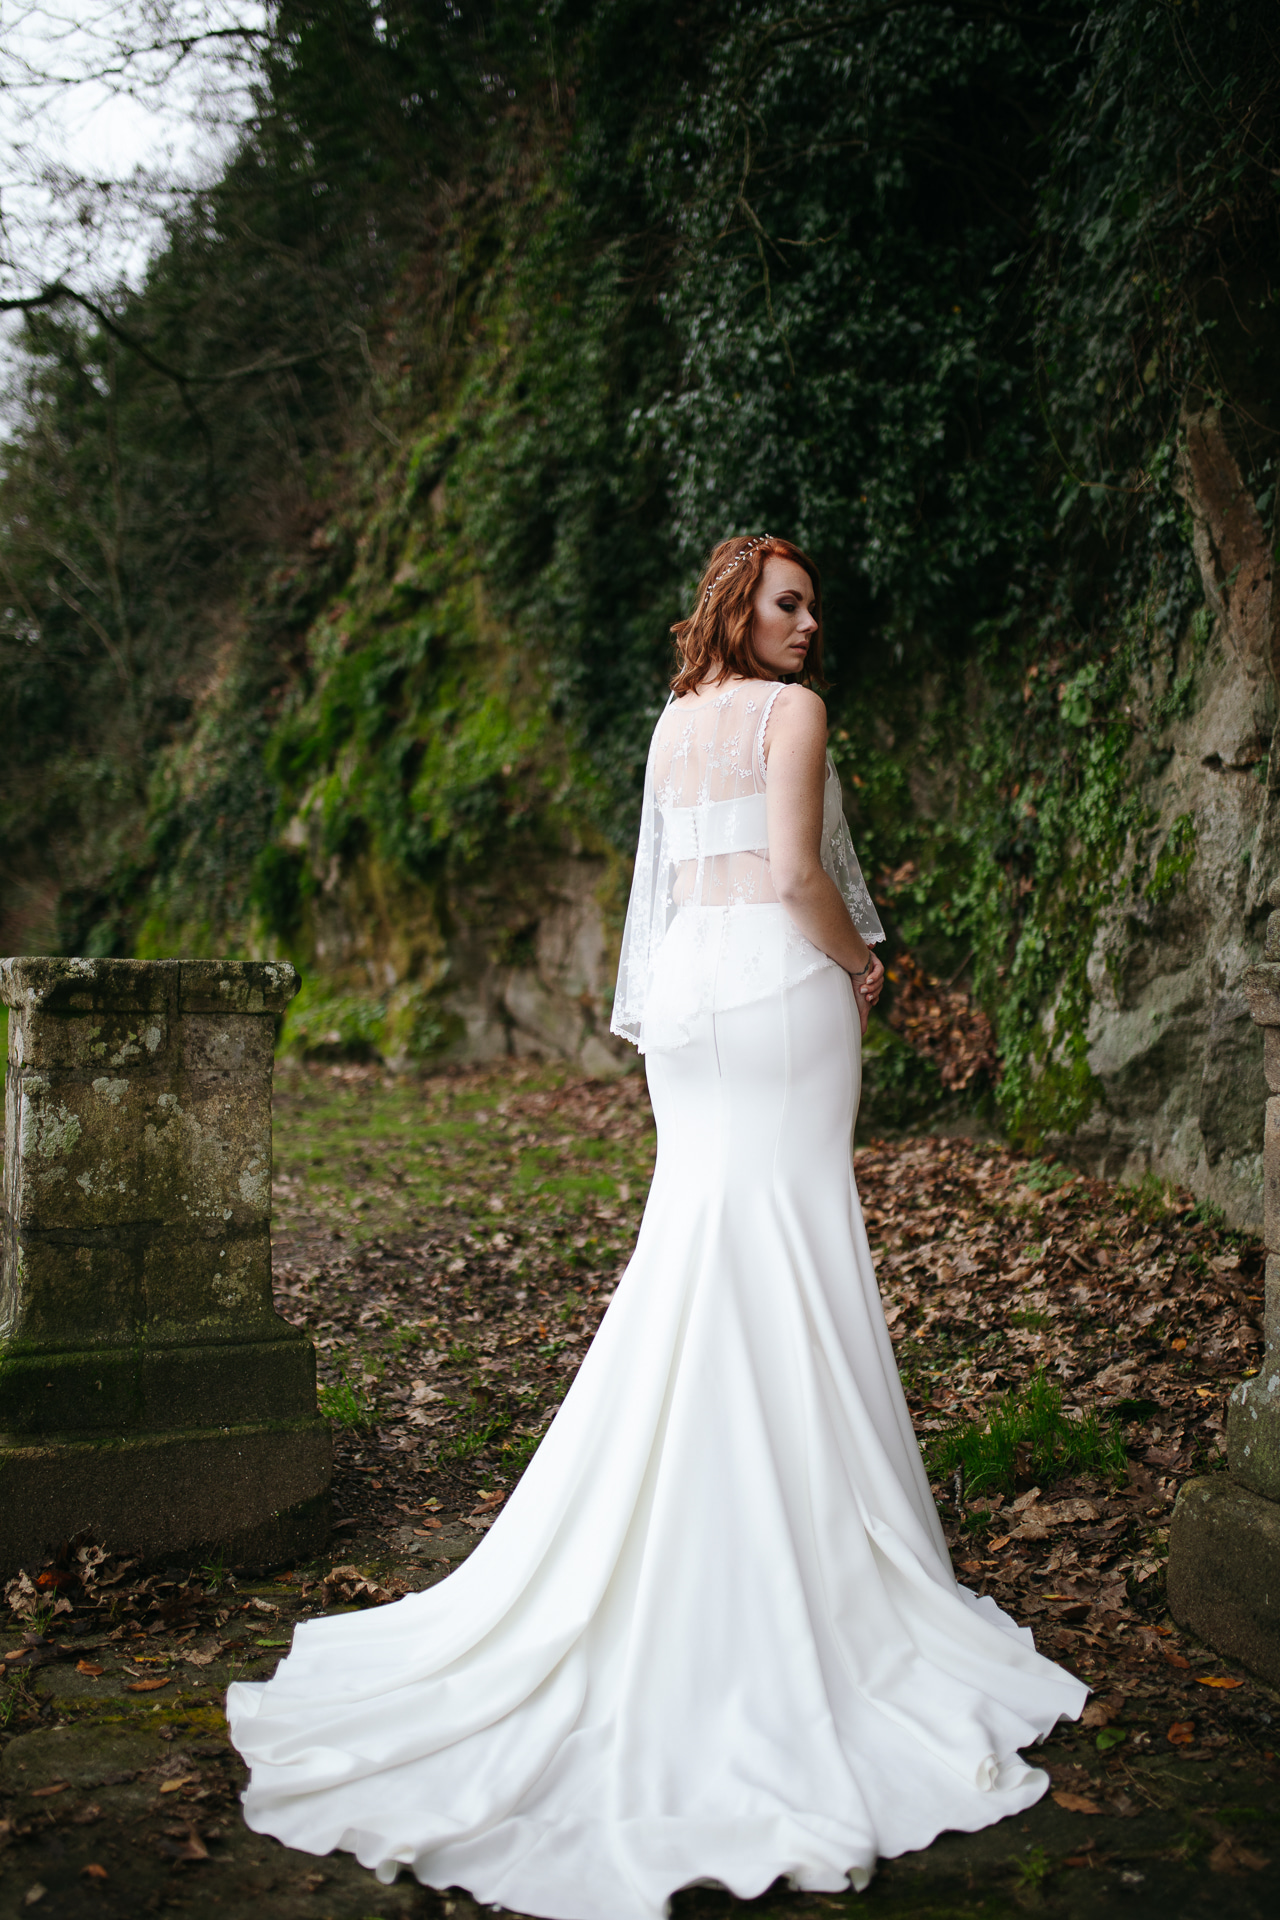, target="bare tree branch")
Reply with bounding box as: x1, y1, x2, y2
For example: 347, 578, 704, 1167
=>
0, 278, 334, 387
